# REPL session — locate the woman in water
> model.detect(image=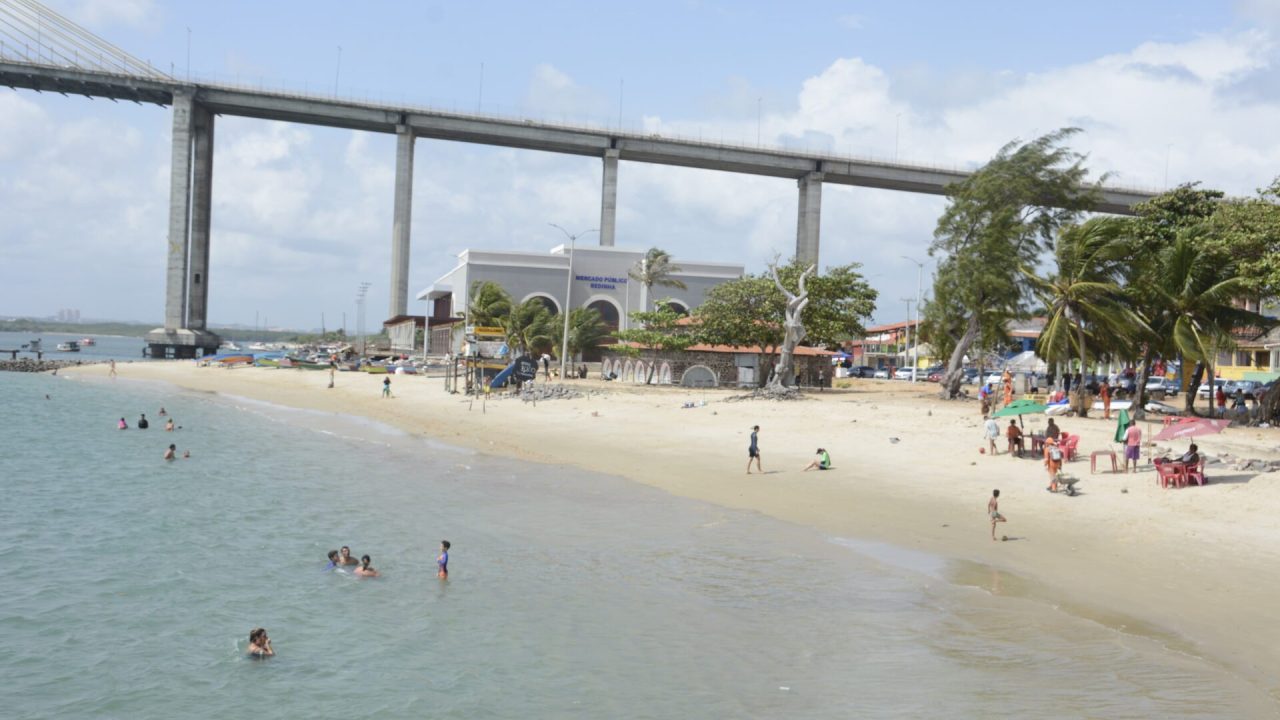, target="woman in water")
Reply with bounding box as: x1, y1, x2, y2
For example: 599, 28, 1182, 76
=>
118, 417, 128, 430
165, 418, 175, 432
247, 628, 274, 657
354, 554, 380, 577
